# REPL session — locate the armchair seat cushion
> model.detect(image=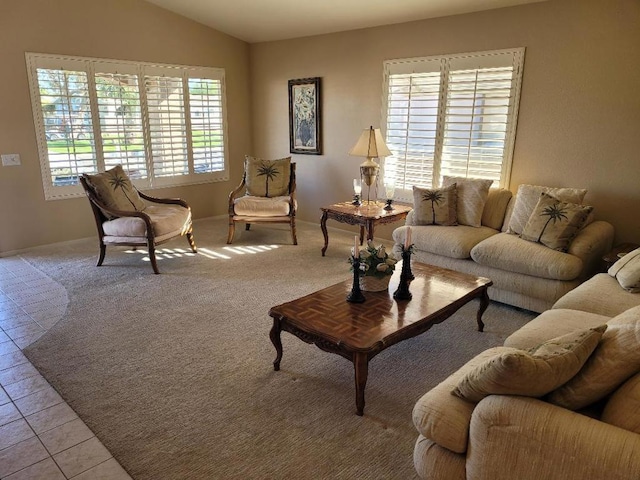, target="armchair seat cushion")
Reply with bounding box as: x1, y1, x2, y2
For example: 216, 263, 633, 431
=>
102, 205, 191, 241
233, 195, 293, 217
